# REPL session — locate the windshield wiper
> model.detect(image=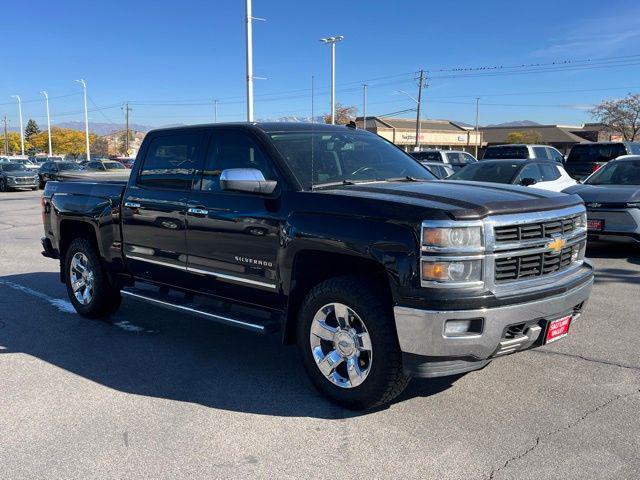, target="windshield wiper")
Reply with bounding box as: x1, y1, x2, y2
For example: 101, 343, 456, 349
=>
384, 176, 423, 182
313, 179, 357, 189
